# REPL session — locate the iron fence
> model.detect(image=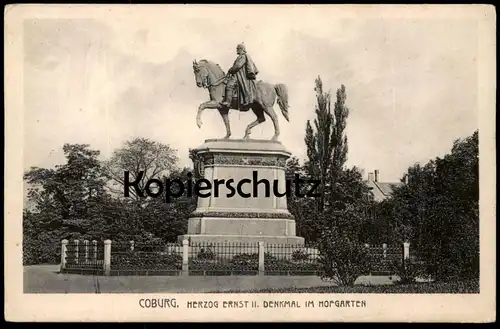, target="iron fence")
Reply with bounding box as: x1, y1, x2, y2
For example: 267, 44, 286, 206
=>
110, 241, 182, 276
188, 242, 260, 276
64, 240, 105, 275
366, 244, 404, 275
264, 244, 320, 276
60, 239, 411, 277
